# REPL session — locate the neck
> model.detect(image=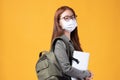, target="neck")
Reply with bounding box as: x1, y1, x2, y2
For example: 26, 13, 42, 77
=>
64, 31, 71, 40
